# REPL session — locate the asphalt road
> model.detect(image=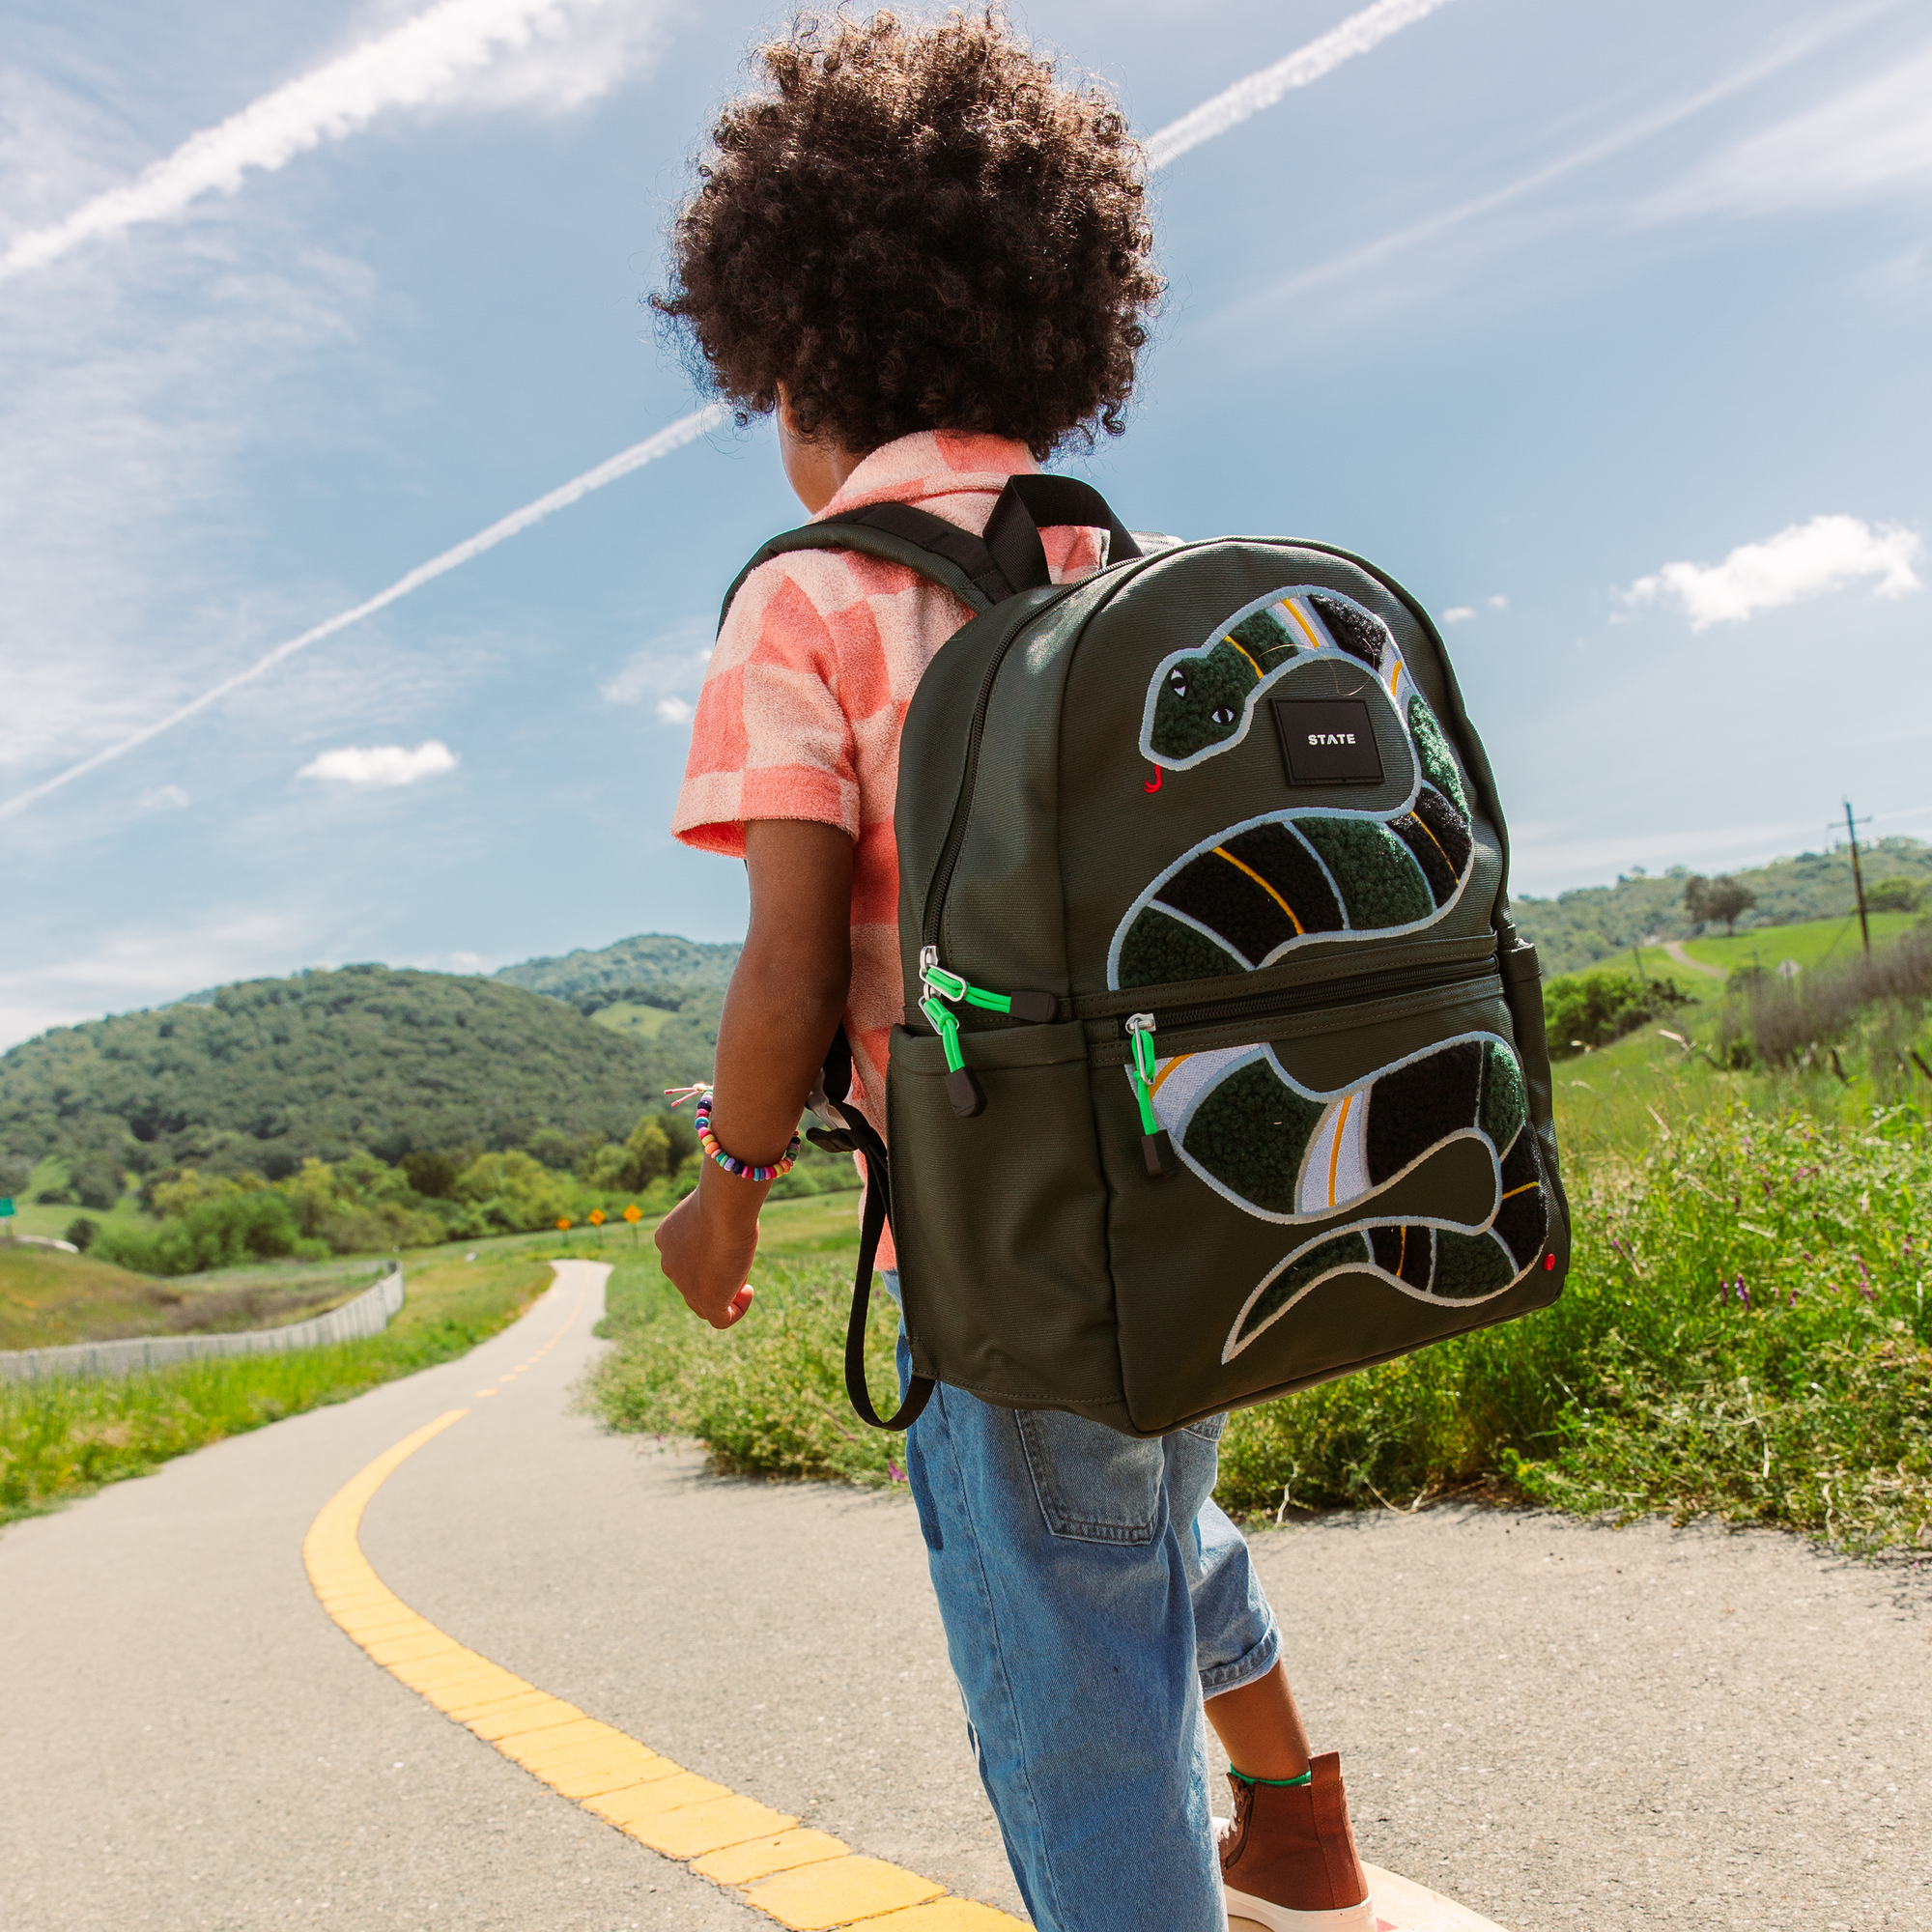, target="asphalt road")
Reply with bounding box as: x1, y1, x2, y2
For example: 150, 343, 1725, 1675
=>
3, 1261, 1927, 1931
